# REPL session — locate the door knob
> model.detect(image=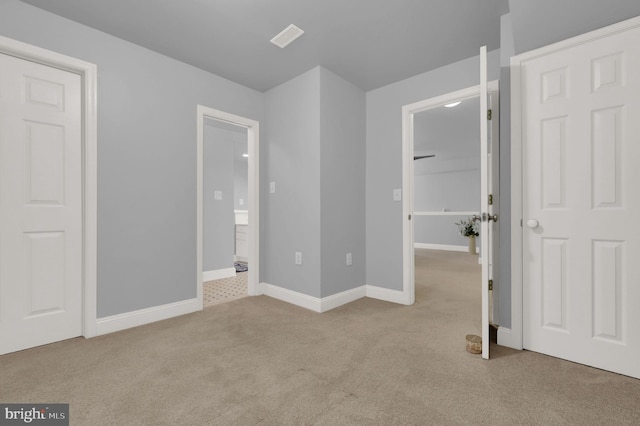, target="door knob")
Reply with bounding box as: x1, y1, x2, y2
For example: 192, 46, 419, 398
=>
526, 219, 539, 229
472, 213, 497, 223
